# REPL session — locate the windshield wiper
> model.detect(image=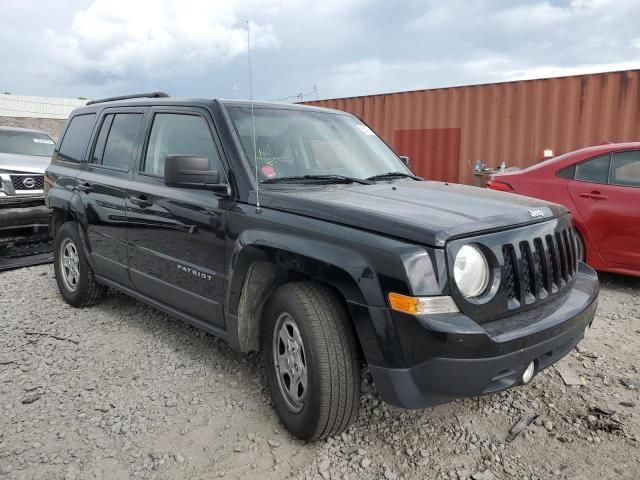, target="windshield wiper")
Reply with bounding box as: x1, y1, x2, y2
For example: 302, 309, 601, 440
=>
261, 175, 373, 185
366, 172, 422, 181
